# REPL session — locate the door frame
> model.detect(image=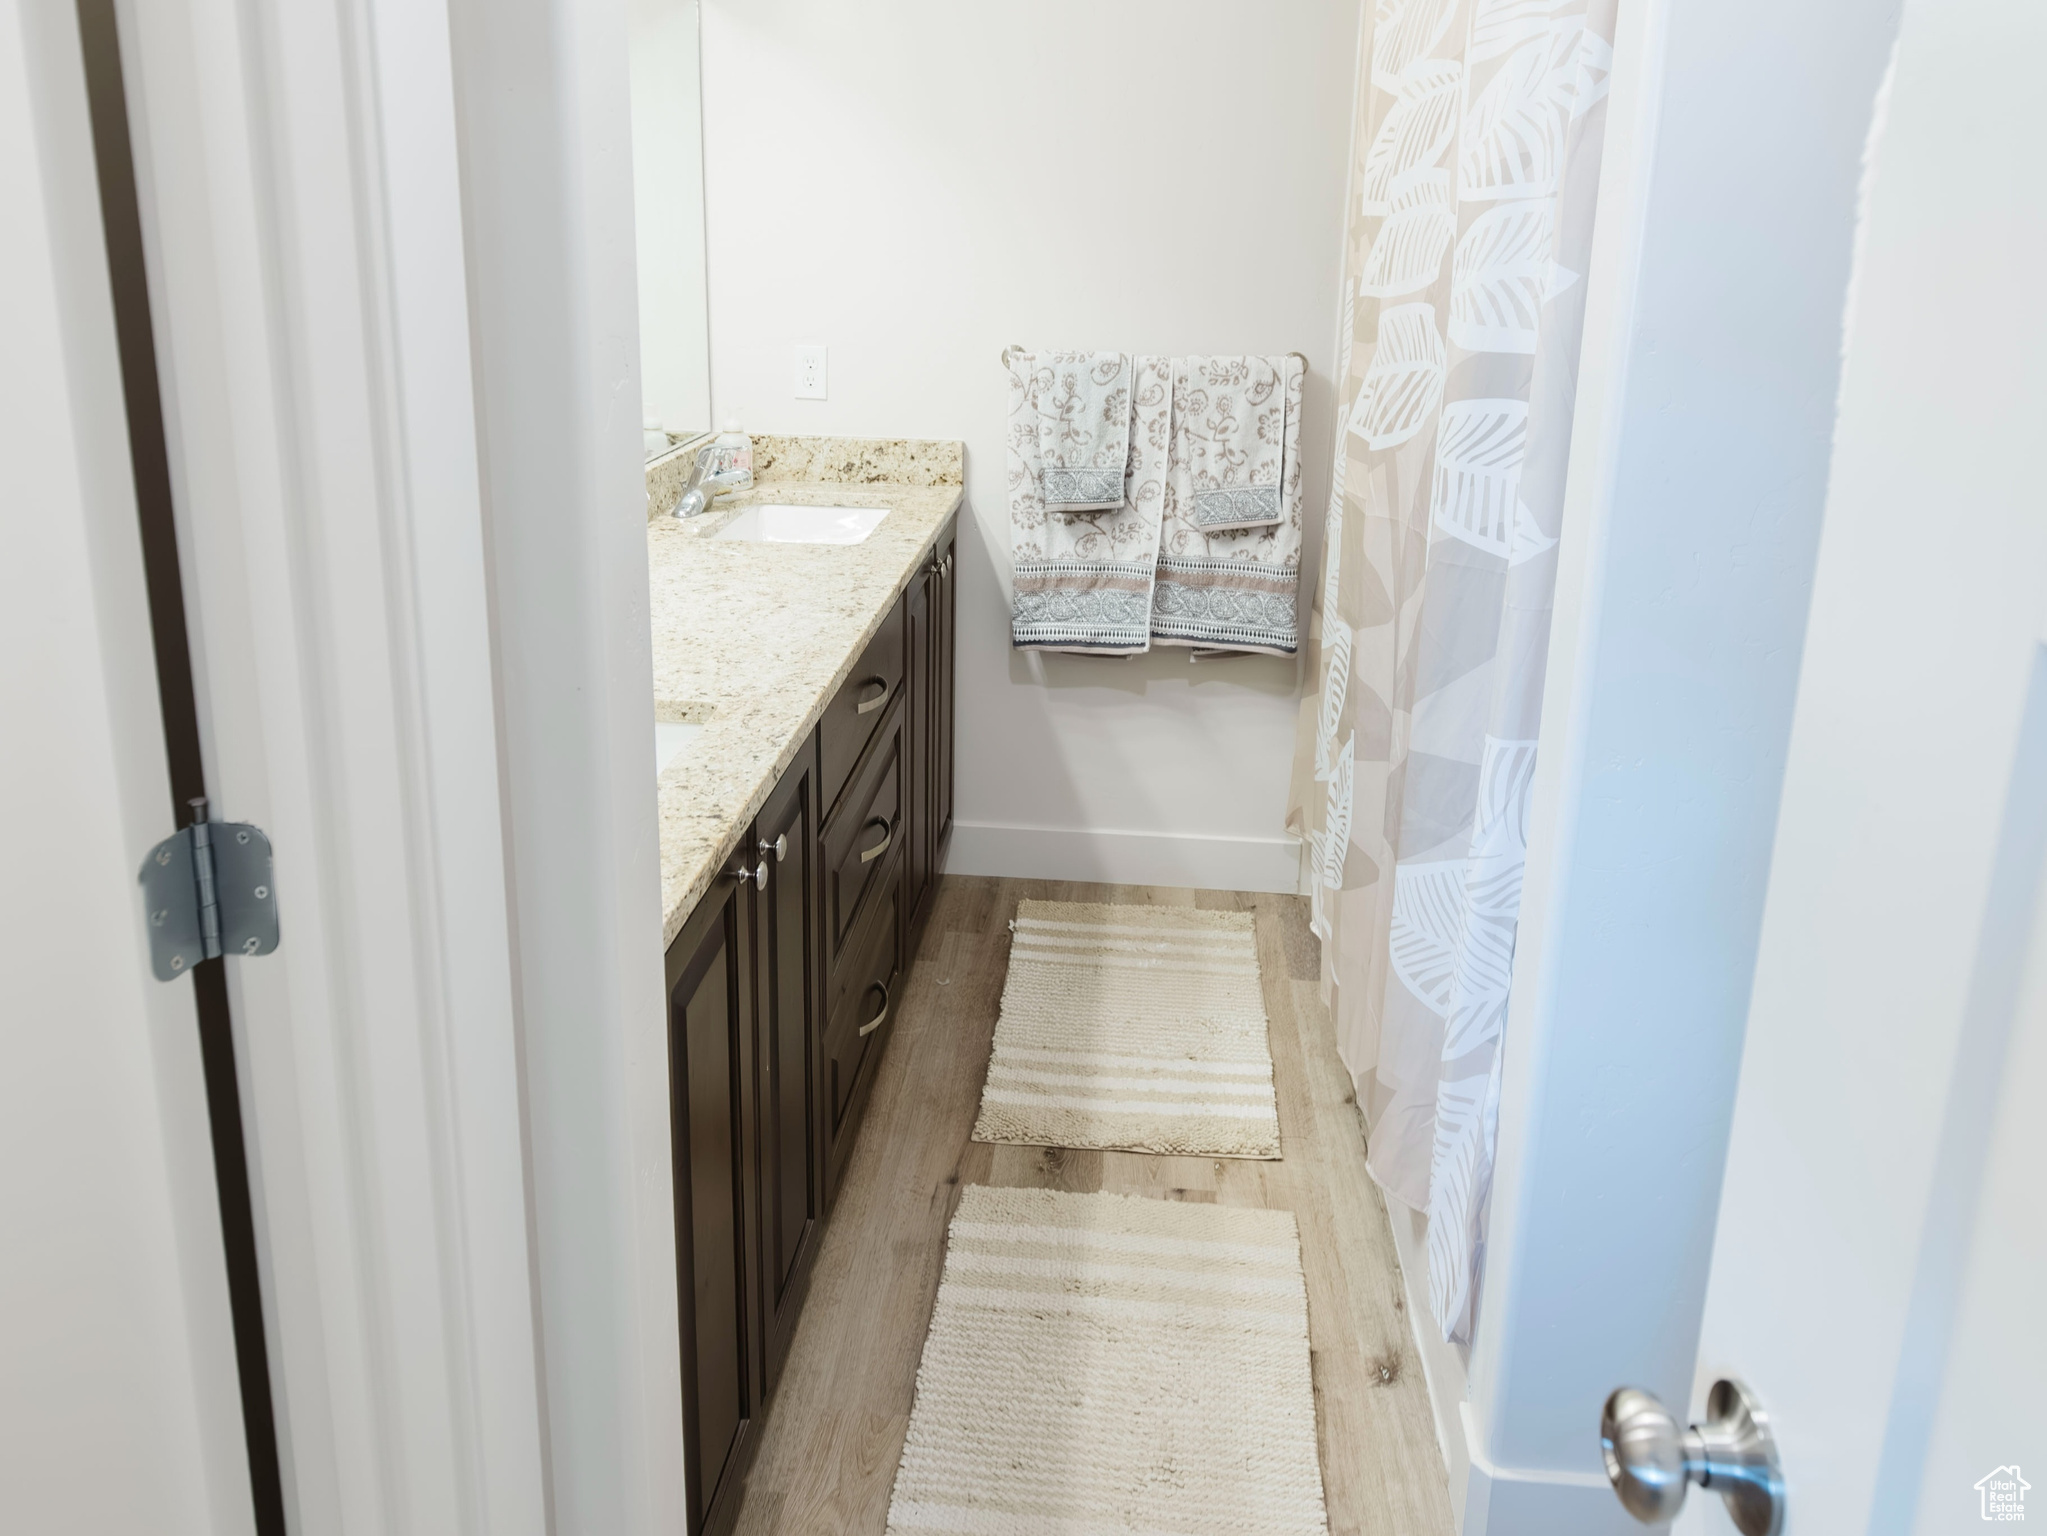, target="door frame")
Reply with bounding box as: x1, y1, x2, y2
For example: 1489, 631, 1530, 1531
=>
1433, 0, 1907, 1531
